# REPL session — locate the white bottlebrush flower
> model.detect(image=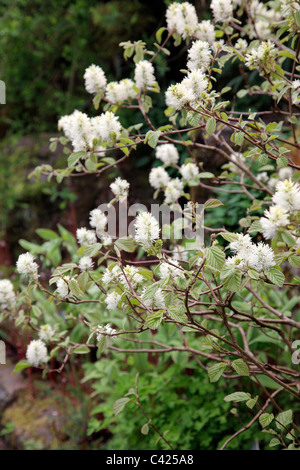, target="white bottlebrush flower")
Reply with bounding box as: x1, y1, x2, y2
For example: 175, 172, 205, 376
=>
105, 291, 121, 310
235, 38, 248, 54
134, 212, 160, 249
105, 79, 138, 103
195, 20, 215, 44
268, 177, 279, 191
16, 252, 39, 280
26, 339, 48, 367
39, 324, 56, 343
101, 235, 113, 246
228, 152, 246, 174
180, 162, 199, 181
134, 60, 156, 89
245, 41, 276, 68
260, 205, 290, 239
89, 208, 108, 232
156, 144, 179, 166
58, 110, 92, 152
96, 324, 117, 346
120, 265, 144, 288
76, 227, 97, 246
256, 172, 269, 183
166, 2, 199, 39
229, 234, 253, 259
110, 177, 130, 200
164, 178, 184, 204
56, 277, 71, 298
91, 111, 122, 144
149, 167, 170, 189
278, 167, 293, 181
225, 255, 247, 270
79, 256, 94, 272
141, 286, 165, 309
247, 242, 275, 272
211, 0, 233, 23
273, 179, 300, 212
165, 82, 195, 110
160, 259, 184, 279
0, 280, 16, 309
84, 64, 107, 94
187, 40, 212, 71
181, 69, 208, 101
102, 265, 121, 285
